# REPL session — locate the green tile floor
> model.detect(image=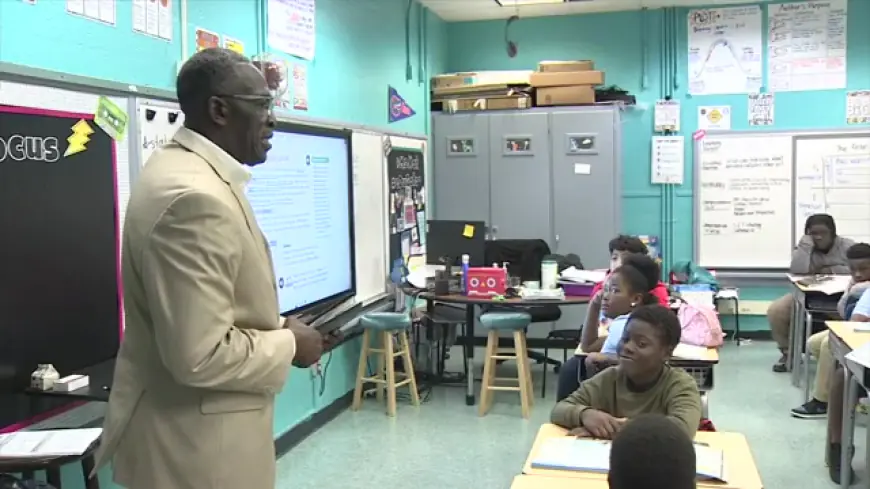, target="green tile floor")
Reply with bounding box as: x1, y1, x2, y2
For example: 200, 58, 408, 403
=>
276, 341, 861, 489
